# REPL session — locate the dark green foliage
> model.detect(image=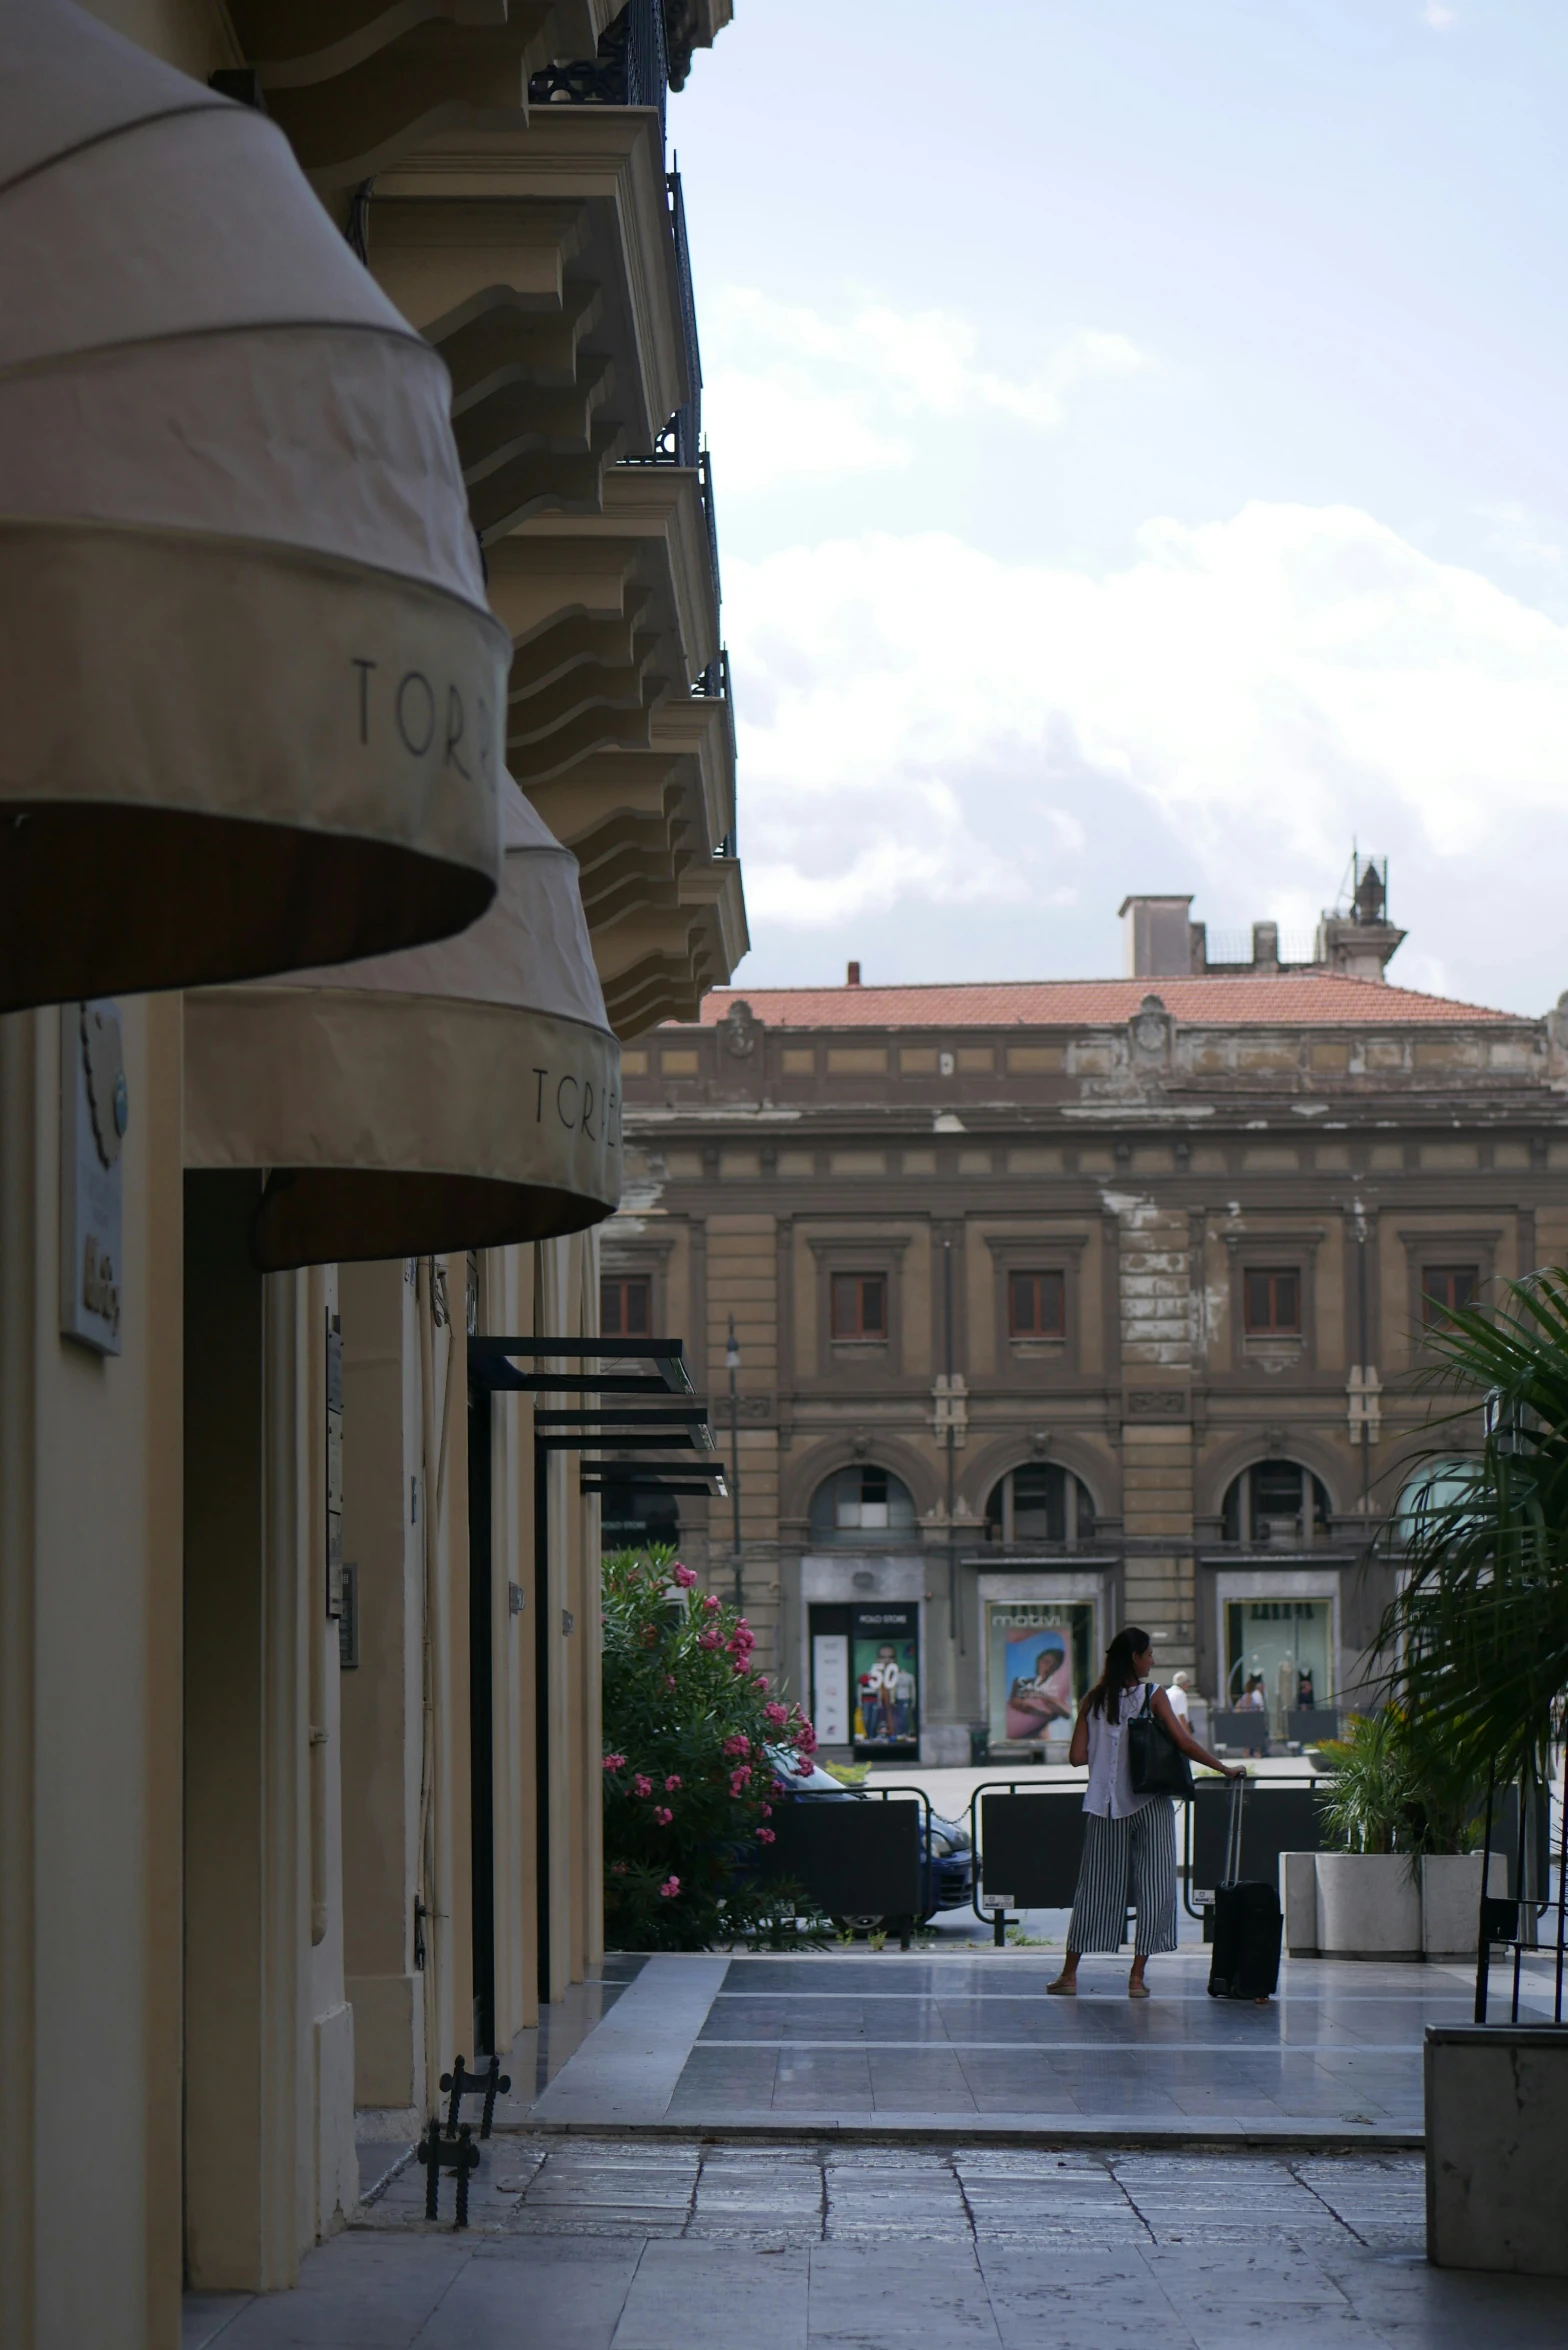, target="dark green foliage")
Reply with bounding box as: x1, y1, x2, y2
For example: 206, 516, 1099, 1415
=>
1316, 1707, 1481, 1858
1376, 1266, 1568, 1786
601, 1547, 821, 1950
